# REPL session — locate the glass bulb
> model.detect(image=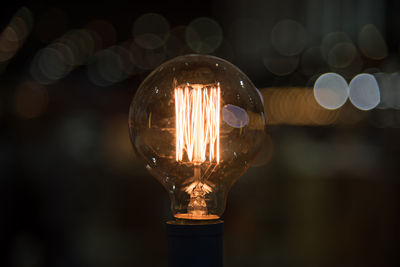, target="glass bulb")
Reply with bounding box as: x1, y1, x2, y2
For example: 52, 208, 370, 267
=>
129, 54, 266, 220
